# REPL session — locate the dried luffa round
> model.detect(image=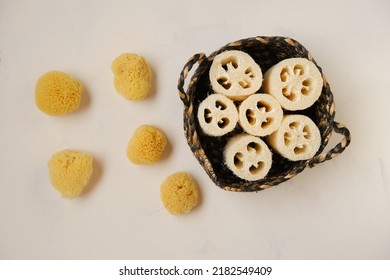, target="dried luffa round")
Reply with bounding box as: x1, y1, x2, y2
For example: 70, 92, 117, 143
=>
209, 50, 263, 101
238, 93, 283, 137
224, 134, 272, 181
267, 114, 321, 161
263, 58, 323, 111
197, 93, 238, 136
